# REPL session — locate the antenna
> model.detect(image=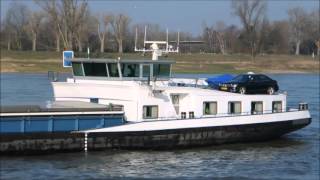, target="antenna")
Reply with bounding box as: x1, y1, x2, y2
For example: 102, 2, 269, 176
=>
177, 31, 180, 52
144, 26, 147, 50
135, 27, 138, 51
166, 28, 169, 52
87, 47, 90, 59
